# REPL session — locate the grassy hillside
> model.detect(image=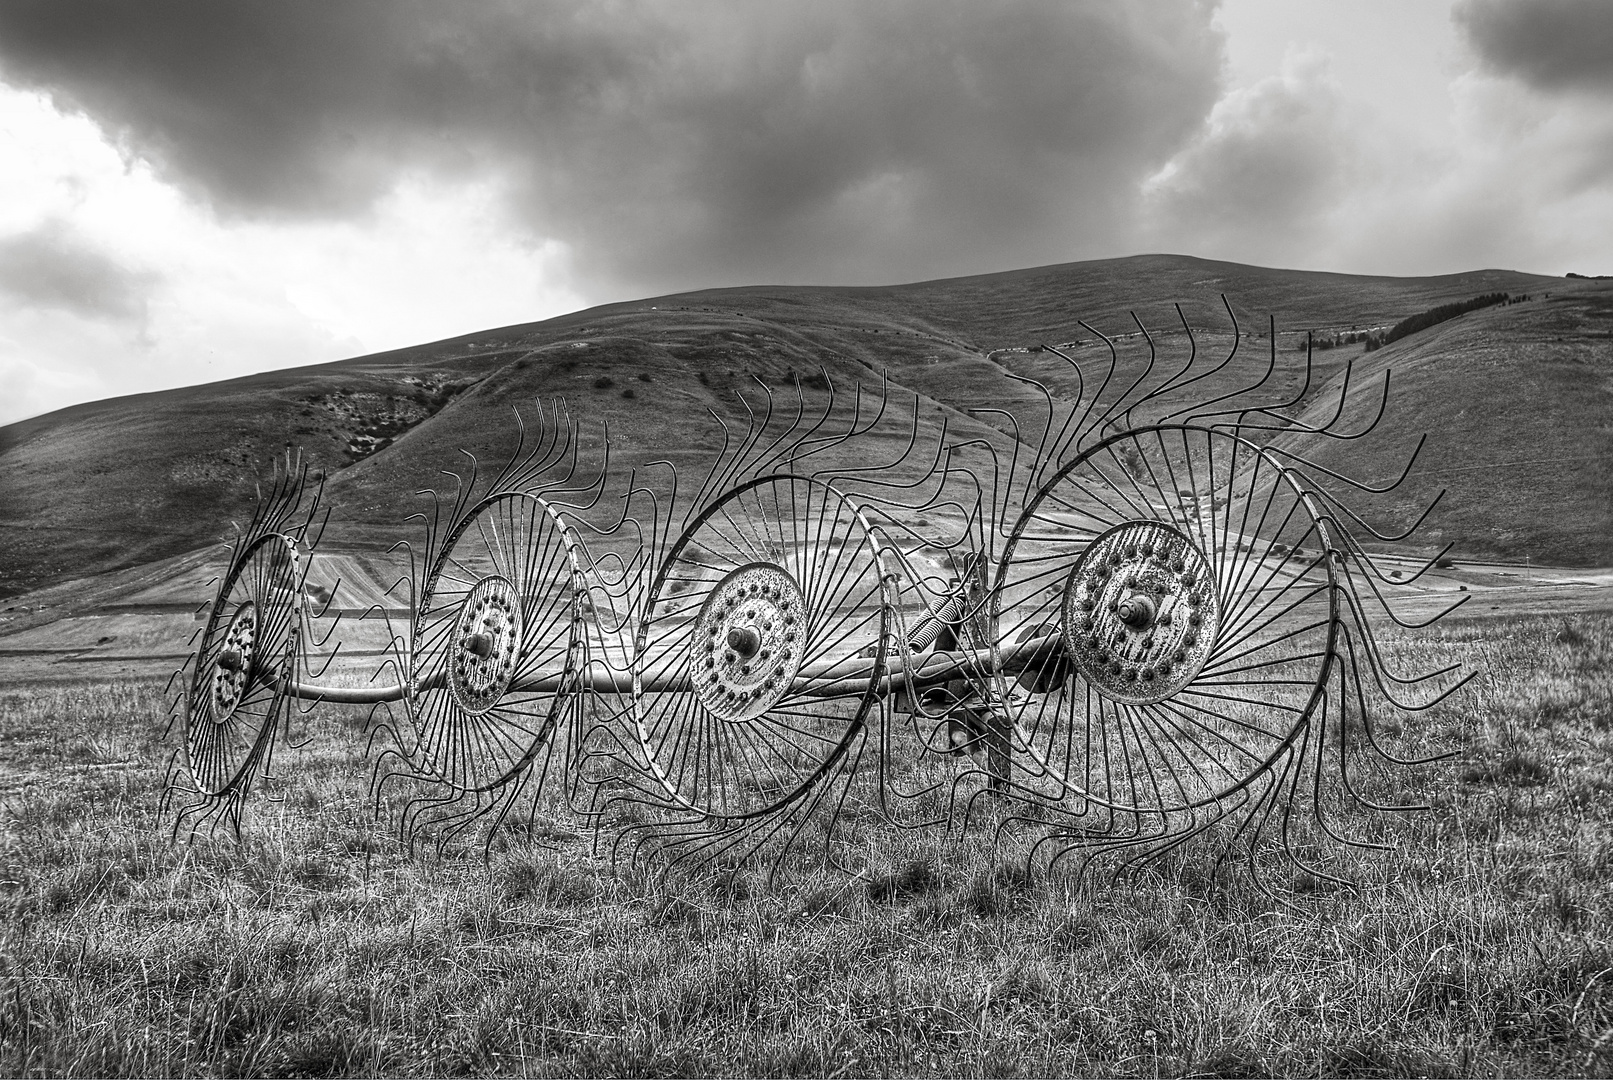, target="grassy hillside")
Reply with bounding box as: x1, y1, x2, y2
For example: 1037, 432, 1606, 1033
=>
1279, 287, 1613, 566
0, 253, 1597, 600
